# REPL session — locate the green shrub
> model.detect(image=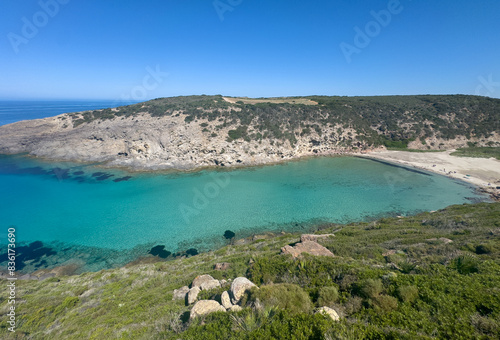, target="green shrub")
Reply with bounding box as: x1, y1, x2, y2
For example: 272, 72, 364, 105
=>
476, 244, 493, 255
398, 260, 417, 274
344, 296, 363, 315
451, 254, 480, 274
359, 279, 383, 299
397, 285, 419, 303
243, 283, 313, 314
371, 295, 398, 313
317, 286, 339, 307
